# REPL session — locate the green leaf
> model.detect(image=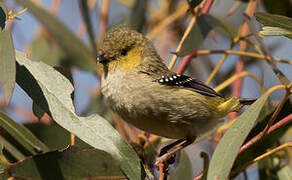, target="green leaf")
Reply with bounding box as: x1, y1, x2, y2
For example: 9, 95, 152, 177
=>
278, 166, 292, 180
262, 0, 292, 17
31, 36, 65, 67
0, 143, 4, 172
0, 136, 25, 161
178, 14, 234, 56
116, 0, 146, 32
78, 0, 97, 56
169, 151, 193, 180
259, 26, 292, 39
232, 100, 292, 177
14, 0, 96, 71
245, 13, 290, 86
0, 3, 7, 30
200, 152, 210, 180
0, 31, 15, 105
0, 112, 49, 155
207, 93, 269, 180
25, 123, 89, 149
187, 0, 204, 10
15, 51, 142, 180
255, 12, 292, 31
0, 146, 124, 179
